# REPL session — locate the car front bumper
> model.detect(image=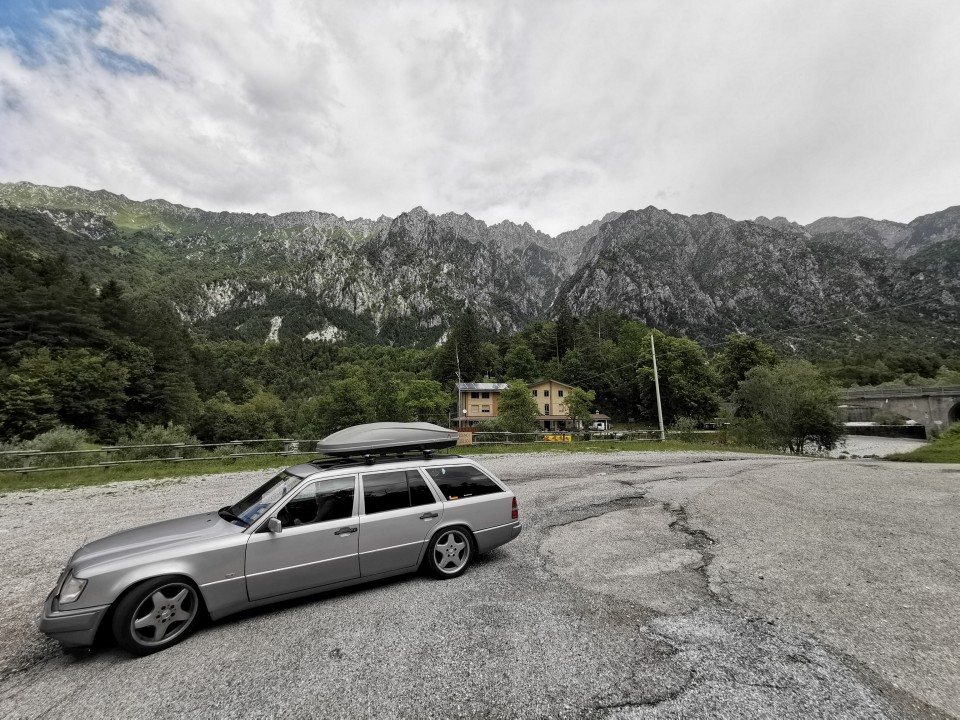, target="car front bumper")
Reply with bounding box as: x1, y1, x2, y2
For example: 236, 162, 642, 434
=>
39, 591, 110, 648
